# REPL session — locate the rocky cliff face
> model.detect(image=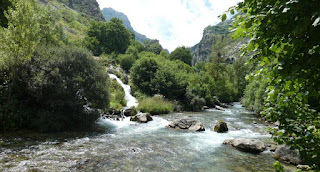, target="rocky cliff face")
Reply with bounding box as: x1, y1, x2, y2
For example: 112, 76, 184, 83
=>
191, 17, 248, 64
101, 8, 150, 44
61, 0, 104, 21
